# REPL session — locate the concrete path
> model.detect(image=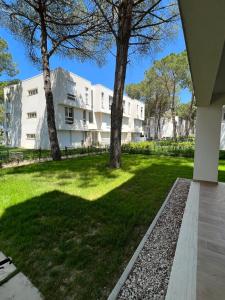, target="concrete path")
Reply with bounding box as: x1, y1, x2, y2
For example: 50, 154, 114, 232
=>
0, 252, 42, 300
